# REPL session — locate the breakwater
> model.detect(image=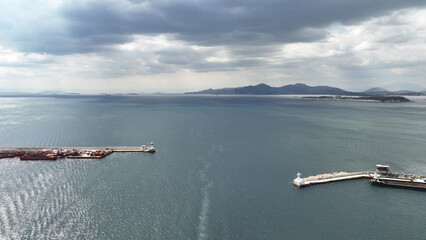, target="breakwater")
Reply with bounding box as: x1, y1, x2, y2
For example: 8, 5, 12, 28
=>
0, 144, 155, 160
0, 145, 155, 152
293, 171, 373, 187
